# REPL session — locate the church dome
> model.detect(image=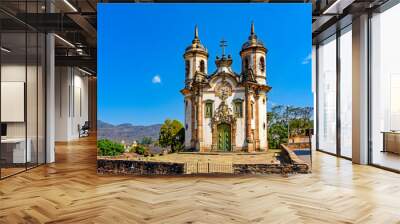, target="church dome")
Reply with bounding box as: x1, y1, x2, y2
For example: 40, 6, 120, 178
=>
241, 38, 265, 50
241, 22, 267, 52
185, 25, 208, 54
185, 41, 207, 52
